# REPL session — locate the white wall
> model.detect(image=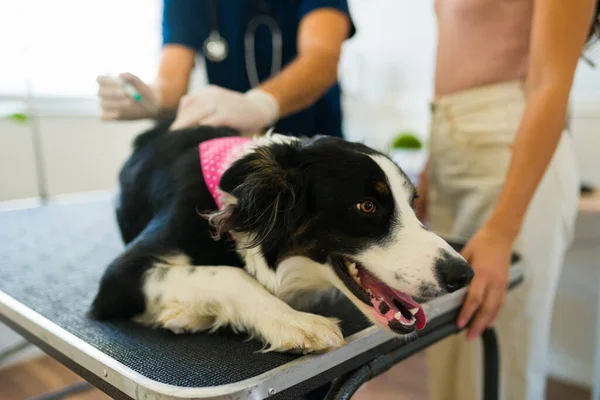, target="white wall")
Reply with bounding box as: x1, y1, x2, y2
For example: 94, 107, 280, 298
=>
340, 0, 436, 152
0, 118, 40, 201
548, 106, 600, 387
0, 114, 152, 202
